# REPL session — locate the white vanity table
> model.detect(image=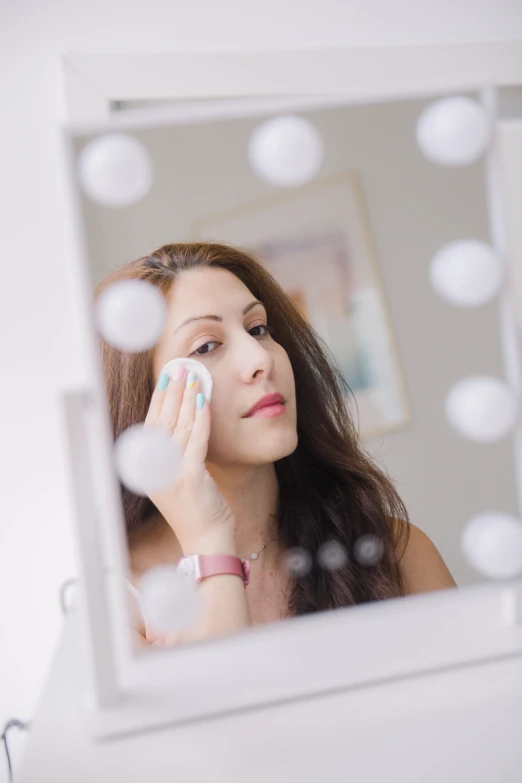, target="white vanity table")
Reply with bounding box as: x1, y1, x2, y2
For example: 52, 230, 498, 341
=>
18, 607, 522, 782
